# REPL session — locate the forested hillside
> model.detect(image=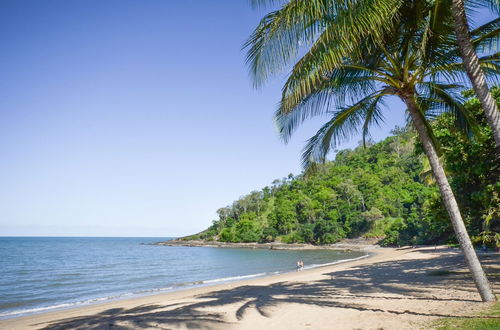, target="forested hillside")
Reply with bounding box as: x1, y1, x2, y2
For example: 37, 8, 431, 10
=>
186, 90, 499, 247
